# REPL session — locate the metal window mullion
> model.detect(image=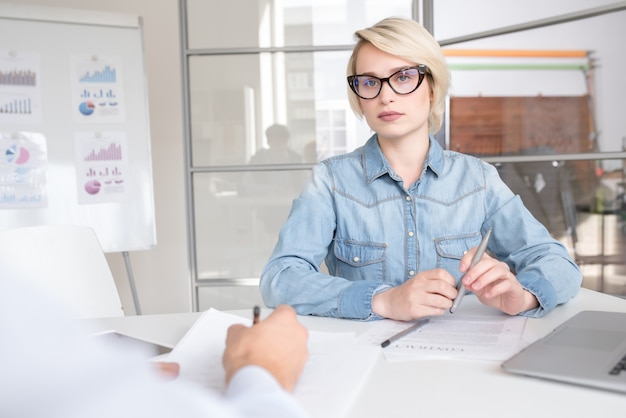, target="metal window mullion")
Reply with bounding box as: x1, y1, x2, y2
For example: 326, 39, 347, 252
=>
186, 44, 355, 57
179, 0, 201, 312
